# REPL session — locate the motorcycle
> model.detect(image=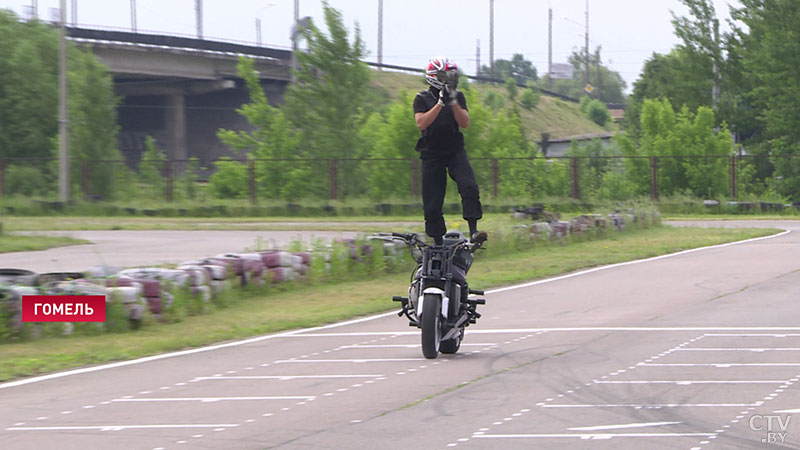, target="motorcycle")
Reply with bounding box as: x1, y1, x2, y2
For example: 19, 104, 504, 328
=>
380, 230, 486, 359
